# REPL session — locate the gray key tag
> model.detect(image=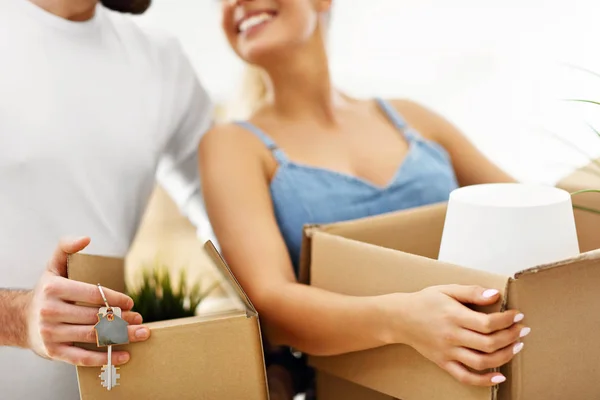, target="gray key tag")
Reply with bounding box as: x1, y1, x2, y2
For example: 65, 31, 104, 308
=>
93, 284, 130, 347
94, 307, 129, 347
